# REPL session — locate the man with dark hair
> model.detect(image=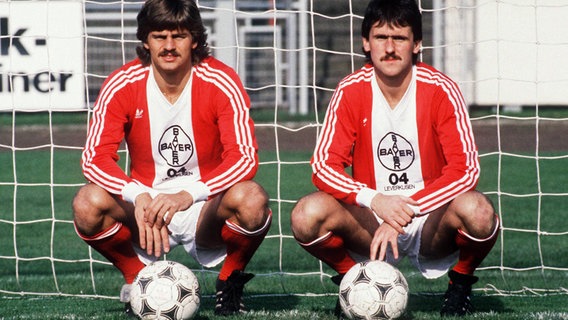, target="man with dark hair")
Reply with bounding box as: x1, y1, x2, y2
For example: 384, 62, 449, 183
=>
290, 0, 499, 317
72, 0, 271, 316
